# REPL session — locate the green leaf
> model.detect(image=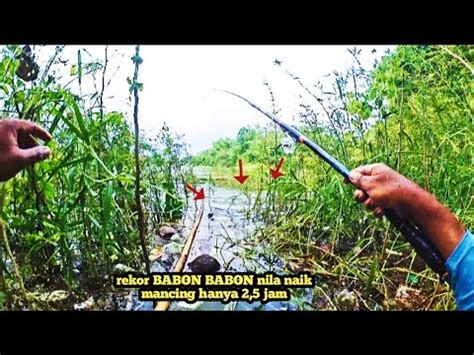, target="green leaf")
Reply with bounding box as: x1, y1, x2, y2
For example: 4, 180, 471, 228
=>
23, 93, 40, 114
6, 45, 18, 52
407, 273, 419, 284
14, 90, 25, 103
48, 155, 92, 180
102, 181, 113, 230
1, 84, 10, 95
116, 174, 135, 184
347, 100, 363, 115
61, 114, 84, 142
43, 221, 59, 232
69, 97, 90, 144
128, 81, 144, 93
88, 147, 115, 177
49, 104, 67, 133
89, 215, 102, 229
